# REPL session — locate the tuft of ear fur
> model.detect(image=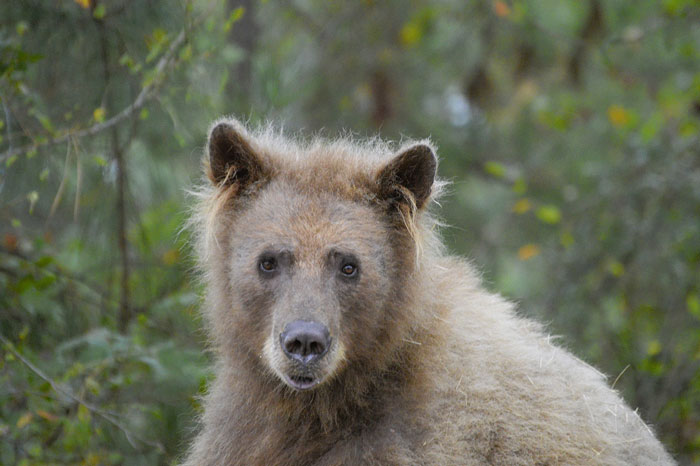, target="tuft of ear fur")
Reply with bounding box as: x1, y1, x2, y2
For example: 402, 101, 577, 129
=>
206, 120, 267, 188
377, 143, 437, 210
